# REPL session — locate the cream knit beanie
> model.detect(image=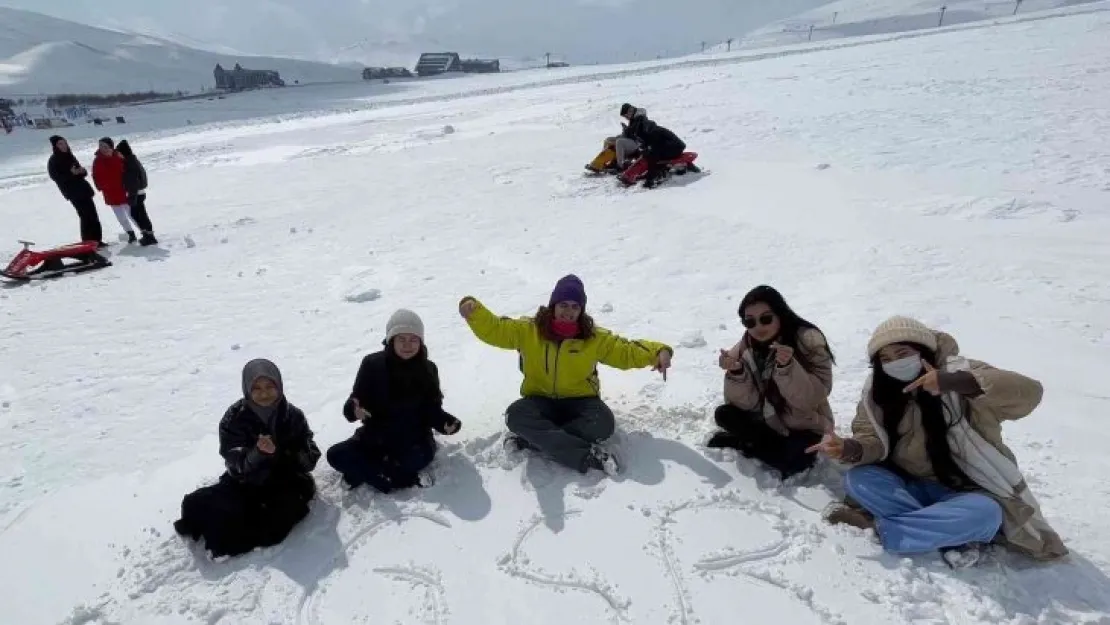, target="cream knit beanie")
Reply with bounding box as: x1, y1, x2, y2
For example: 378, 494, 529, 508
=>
385, 309, 425, 342
866, 316, 937, 358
